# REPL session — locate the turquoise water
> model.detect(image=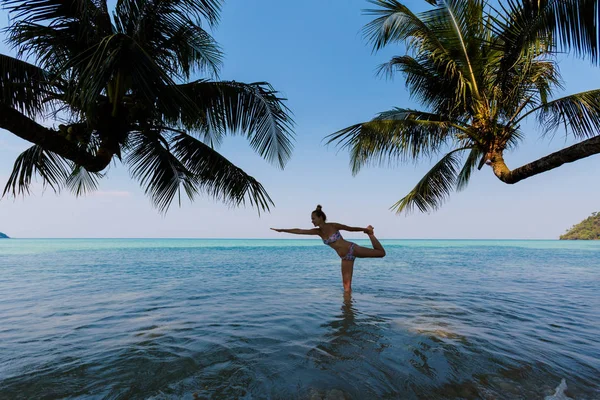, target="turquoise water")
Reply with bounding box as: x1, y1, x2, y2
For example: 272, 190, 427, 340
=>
0, 239, 599, 399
